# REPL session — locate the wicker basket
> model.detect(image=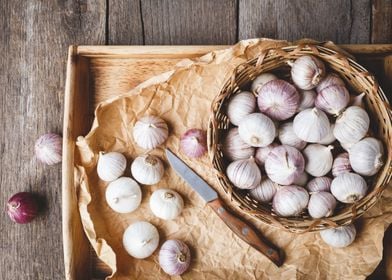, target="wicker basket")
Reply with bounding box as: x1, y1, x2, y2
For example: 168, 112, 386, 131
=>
208, 43, 392, 233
